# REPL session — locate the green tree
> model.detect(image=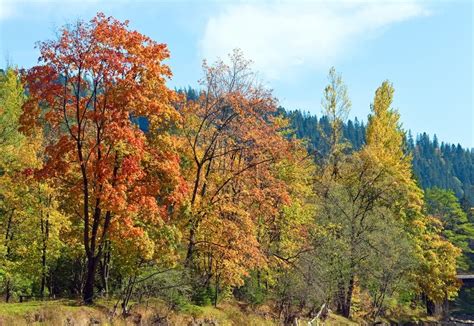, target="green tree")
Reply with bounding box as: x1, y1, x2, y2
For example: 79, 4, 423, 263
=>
425, 188, 474, 271
0, 67, 31, 302
320, 67, 351, 171
312, 74, 416, 319
0, 68, 69, 301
